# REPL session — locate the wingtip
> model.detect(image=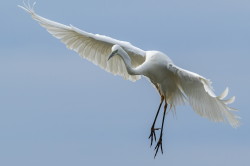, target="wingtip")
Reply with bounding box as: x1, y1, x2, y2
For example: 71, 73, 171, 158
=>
218, 87, 229, 100
18, 1, 37, 14
231, 119, 241, 128
224, 96, 236, 104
